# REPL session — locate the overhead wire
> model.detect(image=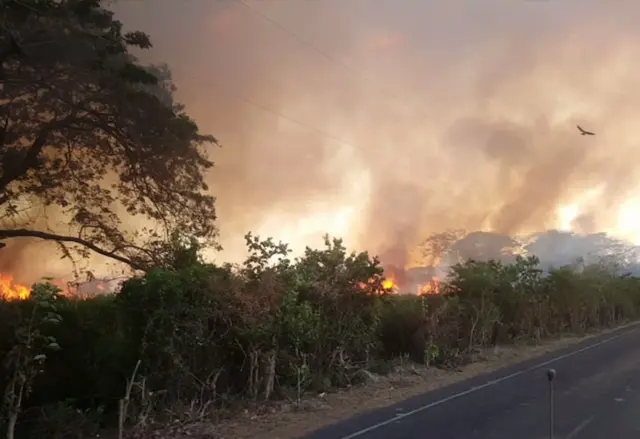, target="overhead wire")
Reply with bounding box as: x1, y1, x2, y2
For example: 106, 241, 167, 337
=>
235, 0, 361, 76
223, 0, 439, 187
222, 84, 438, 192
234, 0, 432, 119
